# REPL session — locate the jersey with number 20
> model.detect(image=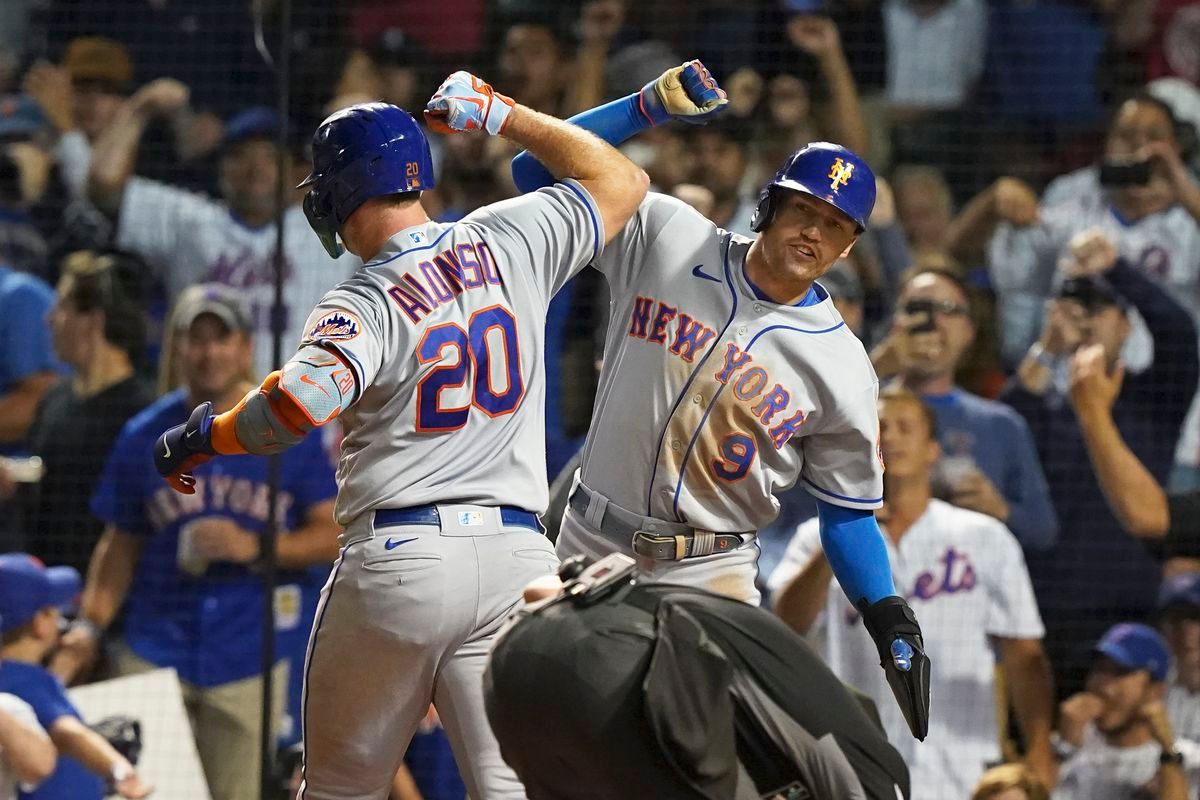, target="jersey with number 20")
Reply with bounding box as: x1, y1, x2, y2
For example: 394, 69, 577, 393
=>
299, 181, 602, 525
580, 193, 884, 533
